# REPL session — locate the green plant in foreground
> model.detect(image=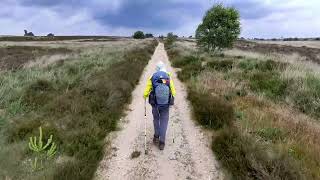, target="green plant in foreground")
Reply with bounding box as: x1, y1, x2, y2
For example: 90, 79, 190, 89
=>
28, 126, 57, 171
